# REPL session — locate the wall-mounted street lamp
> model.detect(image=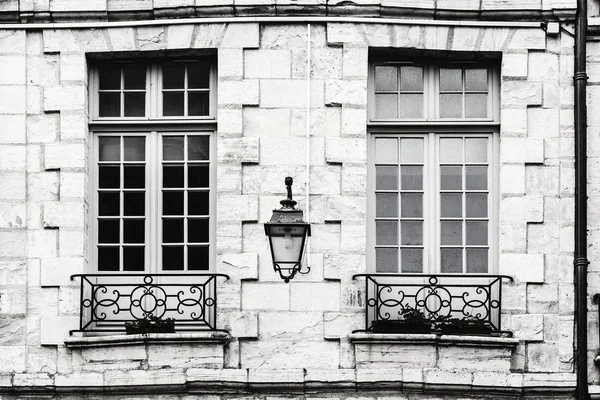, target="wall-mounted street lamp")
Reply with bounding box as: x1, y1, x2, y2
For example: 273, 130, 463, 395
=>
264, 177, 311, 283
